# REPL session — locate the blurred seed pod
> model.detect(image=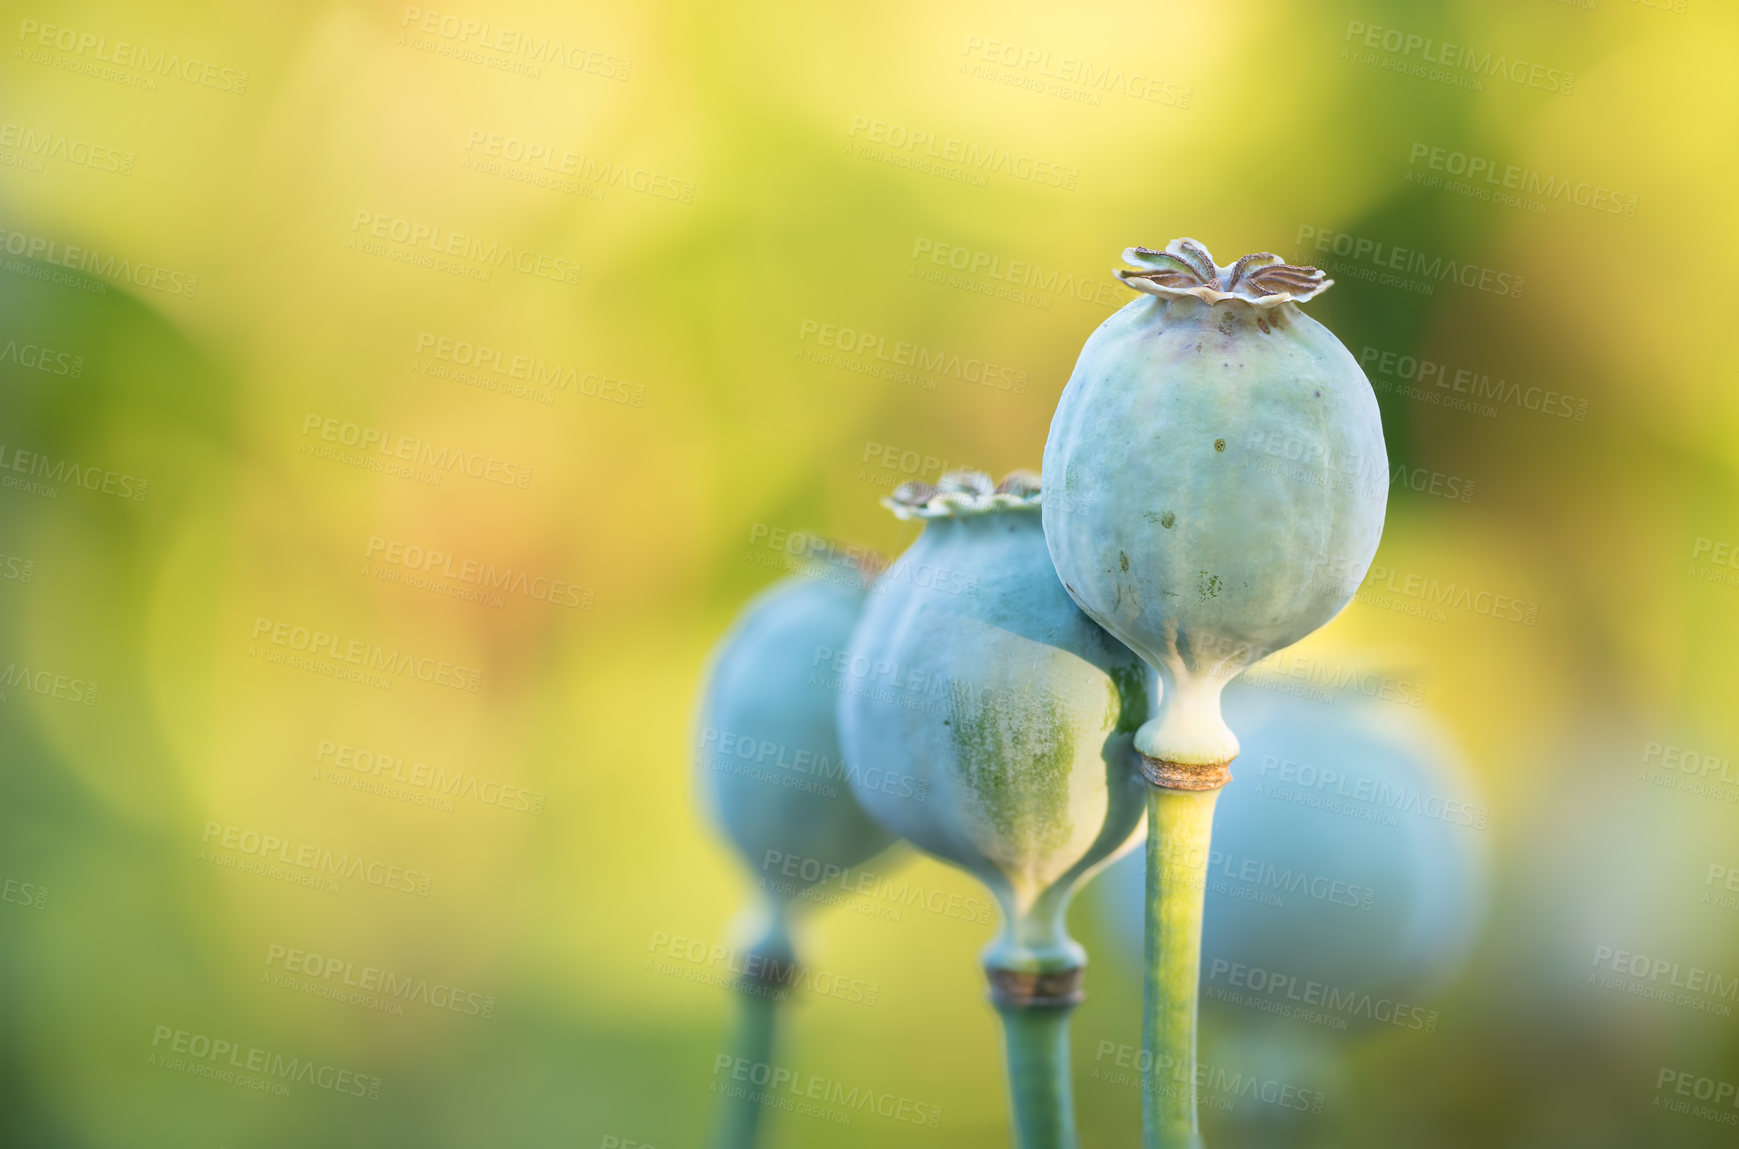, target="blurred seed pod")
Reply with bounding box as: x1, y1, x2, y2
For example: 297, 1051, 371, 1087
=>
696, 560, 897, 963
1095, 678, 1489, 1022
